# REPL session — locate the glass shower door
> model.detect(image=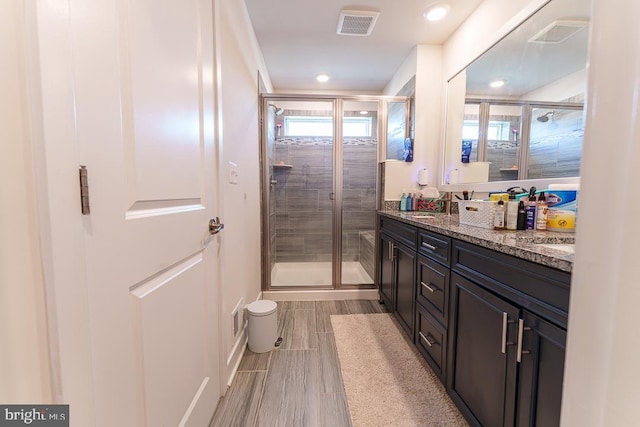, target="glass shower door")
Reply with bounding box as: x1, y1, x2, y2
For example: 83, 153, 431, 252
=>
340, 100, 378, 285
268, 99, 335, 287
